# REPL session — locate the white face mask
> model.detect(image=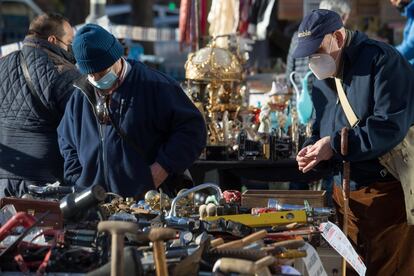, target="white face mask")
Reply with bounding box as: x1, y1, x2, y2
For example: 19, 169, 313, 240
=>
308, 35, 338, 80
